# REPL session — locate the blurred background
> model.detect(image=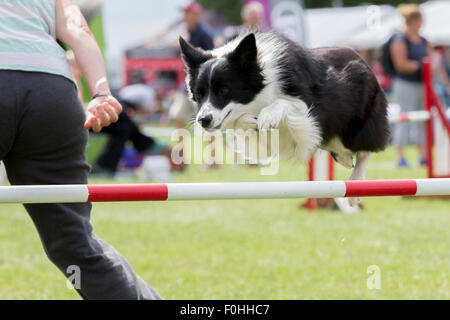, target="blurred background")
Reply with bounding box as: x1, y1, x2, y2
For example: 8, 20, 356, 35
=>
1, 0, 449, 300
73, 0, 450, 91
69, 0, 450, 180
